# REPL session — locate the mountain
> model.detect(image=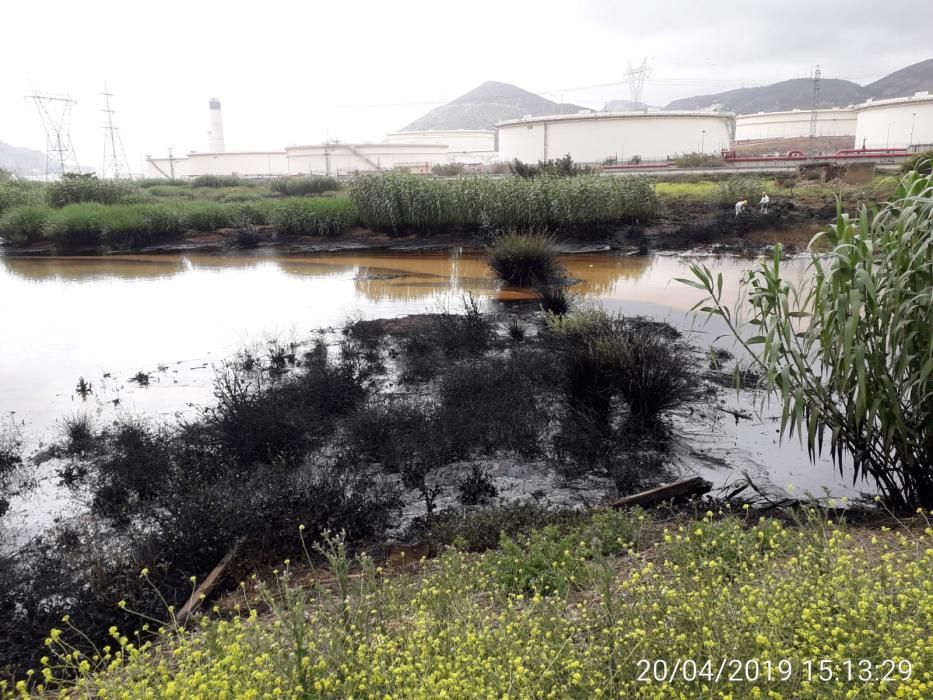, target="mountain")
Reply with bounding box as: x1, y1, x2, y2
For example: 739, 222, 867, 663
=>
665, 58, 933, 114
400, 81, 590, 132
864, 58, 933, 99
0, 141, 49, 177
665, 78, 864, 114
